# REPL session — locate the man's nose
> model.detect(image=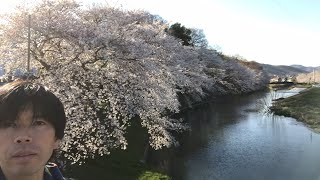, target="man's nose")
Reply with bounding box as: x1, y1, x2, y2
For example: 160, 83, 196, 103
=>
14, 136, 32, 143
14, 130, 33, 144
